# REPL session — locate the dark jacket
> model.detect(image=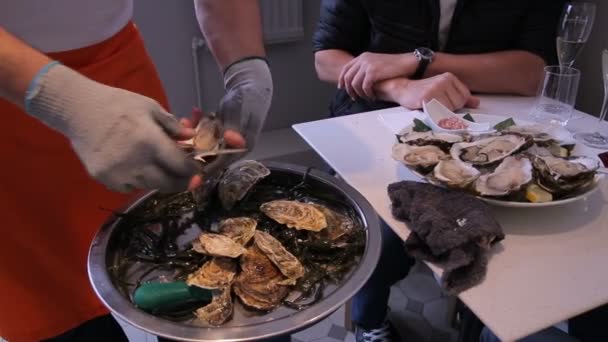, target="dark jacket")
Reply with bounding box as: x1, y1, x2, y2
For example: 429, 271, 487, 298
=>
313, 0, 566, 116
